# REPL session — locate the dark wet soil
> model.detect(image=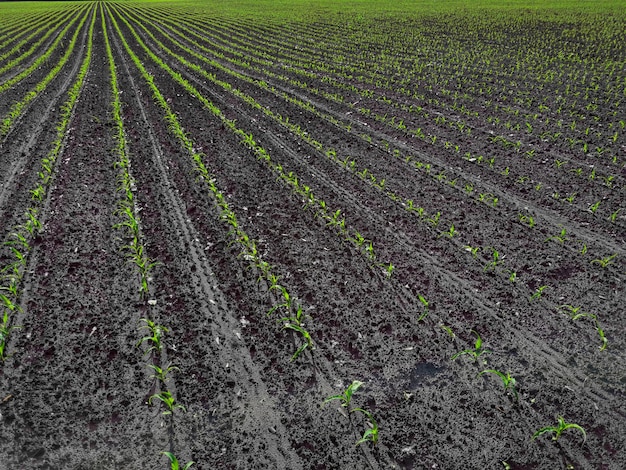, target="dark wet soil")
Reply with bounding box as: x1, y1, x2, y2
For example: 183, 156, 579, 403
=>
0, 3, 624, 470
